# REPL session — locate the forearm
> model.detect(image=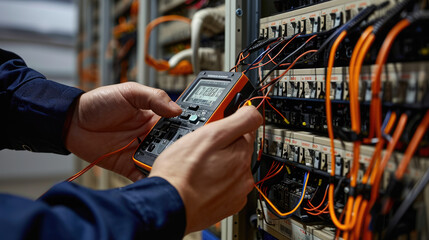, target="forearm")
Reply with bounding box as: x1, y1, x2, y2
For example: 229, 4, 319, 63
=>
0, 49, 84, 154
0, 177, 186, 240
